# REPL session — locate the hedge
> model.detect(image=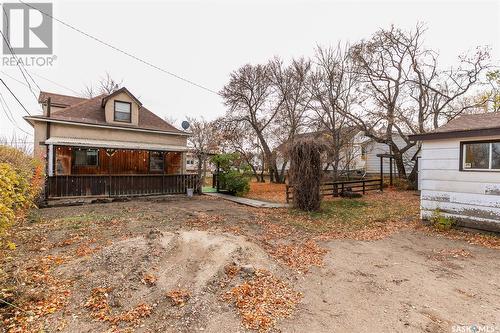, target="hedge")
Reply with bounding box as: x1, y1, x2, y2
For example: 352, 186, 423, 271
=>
0, 145, 43, 234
